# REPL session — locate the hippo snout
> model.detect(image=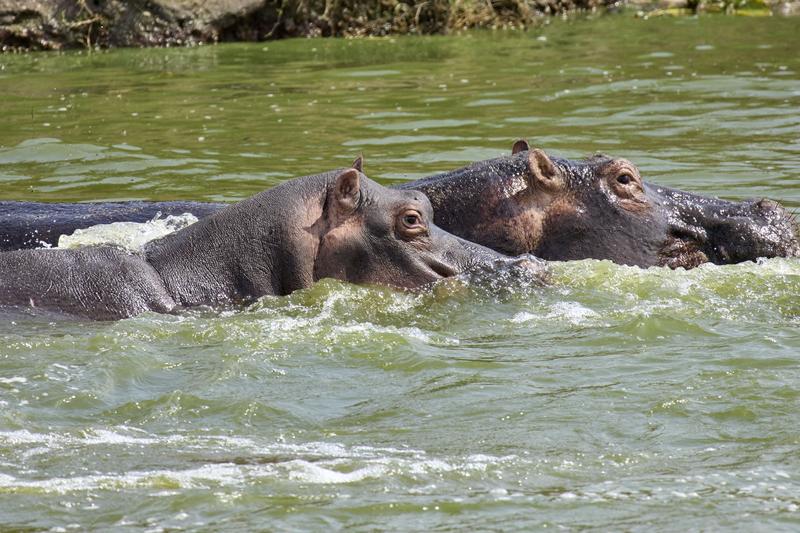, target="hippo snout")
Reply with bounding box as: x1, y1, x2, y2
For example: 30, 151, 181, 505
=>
436, 230, 549, 283
704, 198, 800, 264
658, 189, 800, 267
467, 253, 550, 285
748, 198, 800, 257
